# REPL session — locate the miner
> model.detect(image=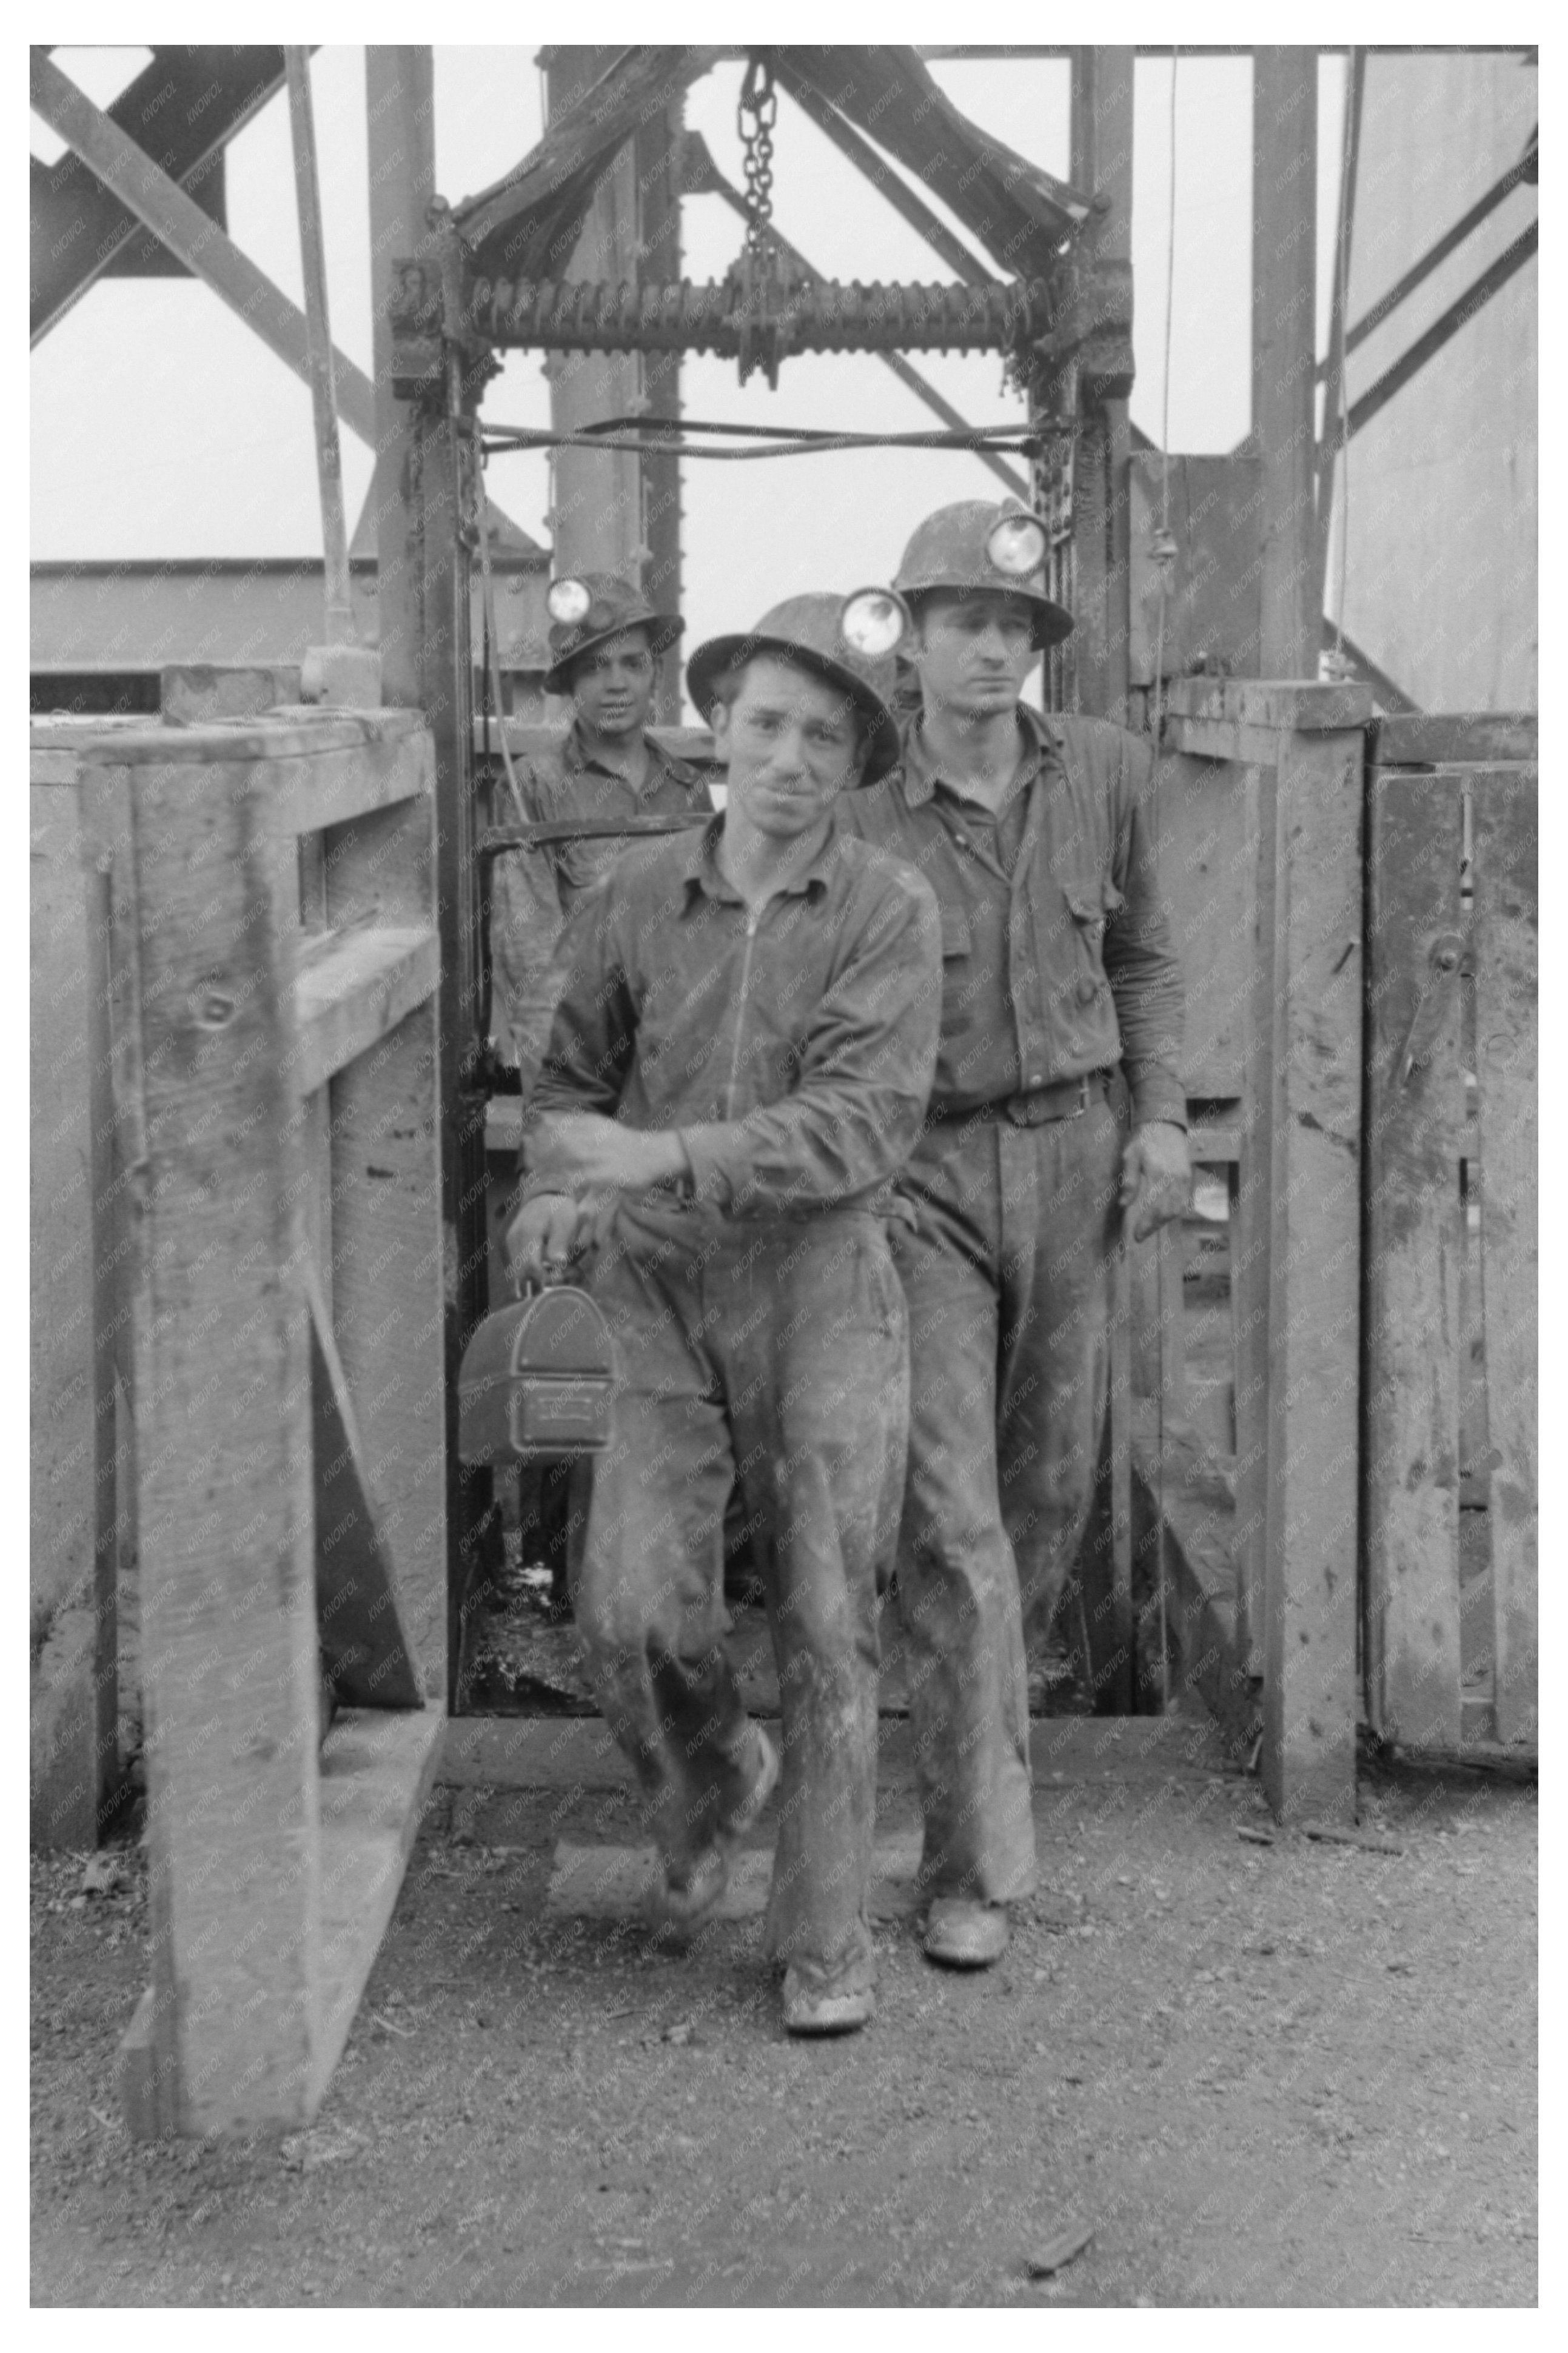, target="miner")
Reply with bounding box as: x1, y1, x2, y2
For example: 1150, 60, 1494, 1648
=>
506, 594, 940, 2035
836, 501, 1189, 1970
488, 571, 712, 1088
